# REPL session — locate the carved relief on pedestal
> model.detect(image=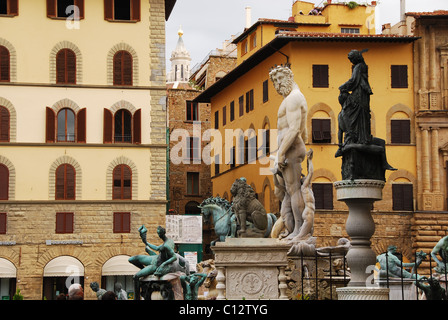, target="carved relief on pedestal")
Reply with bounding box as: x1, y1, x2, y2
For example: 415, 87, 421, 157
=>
226, 267, 279, 300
